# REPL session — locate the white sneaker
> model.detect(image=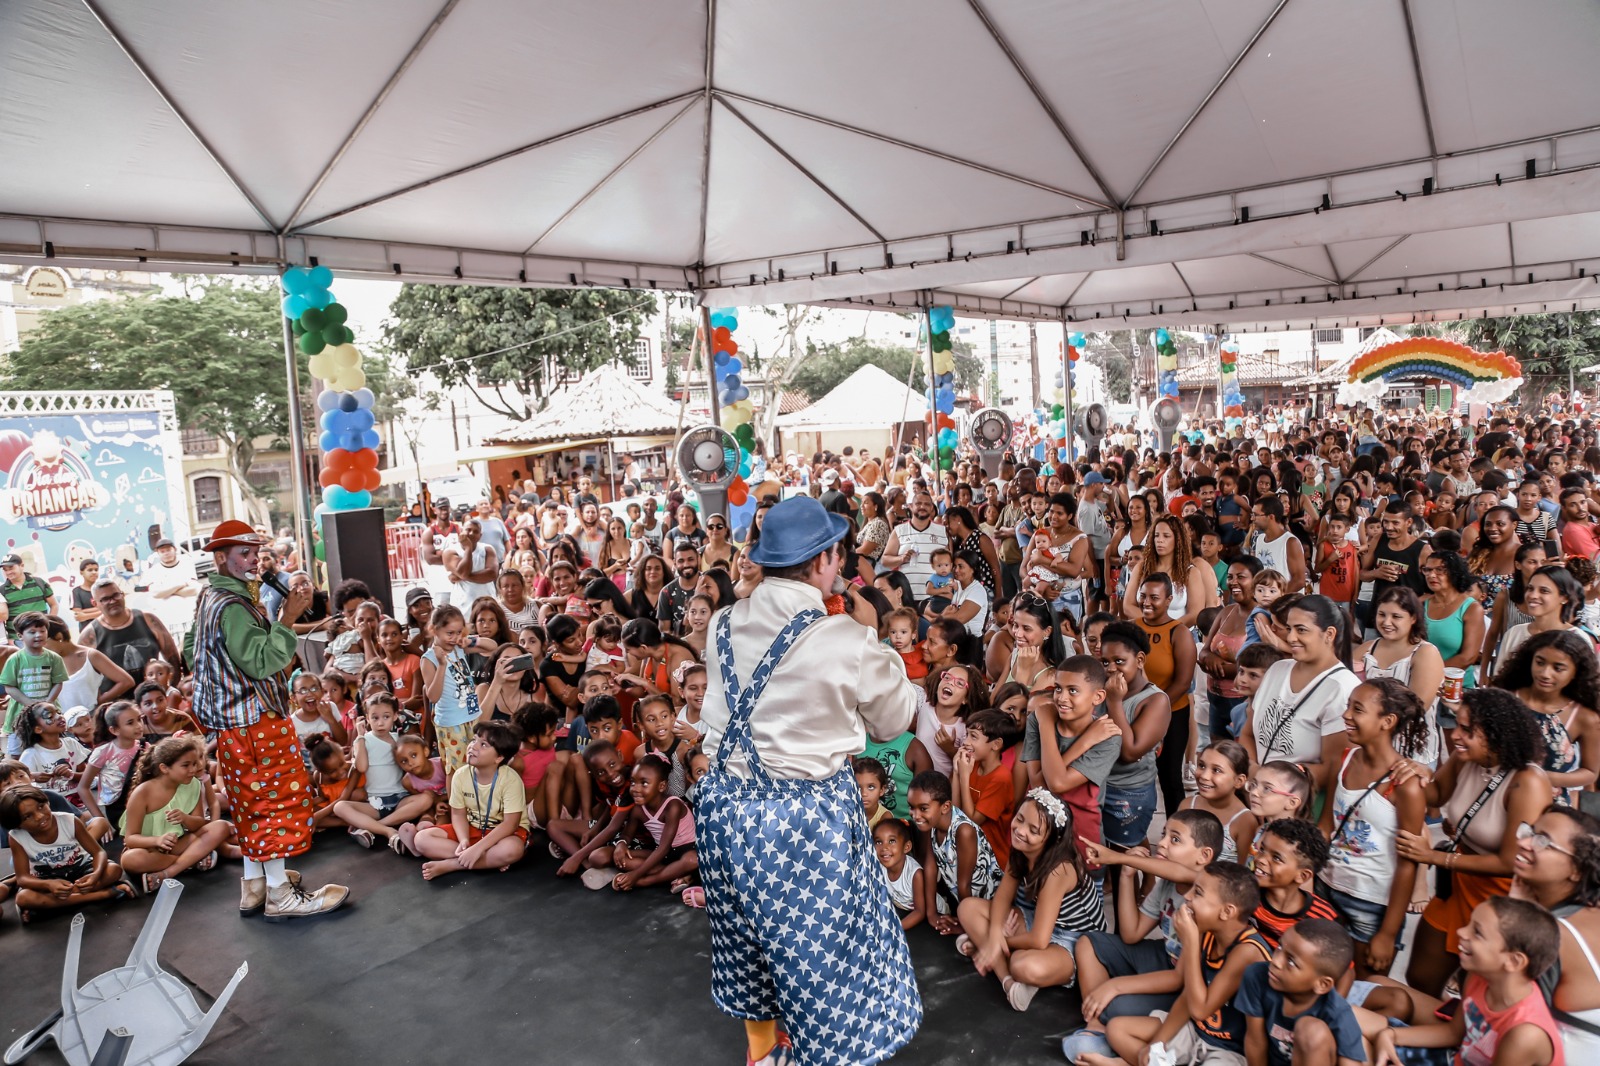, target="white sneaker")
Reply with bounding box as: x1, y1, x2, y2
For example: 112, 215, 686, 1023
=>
580, 867, 618, 891
264, 880, 350, 921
